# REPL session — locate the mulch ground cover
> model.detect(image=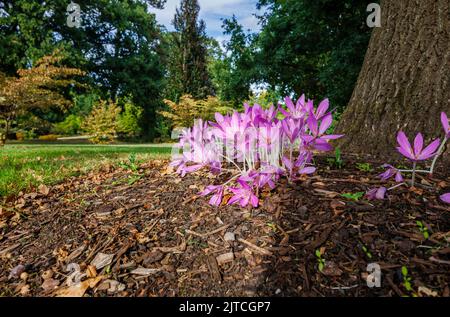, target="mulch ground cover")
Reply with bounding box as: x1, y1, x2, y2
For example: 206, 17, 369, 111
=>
0, 155, 449, 297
